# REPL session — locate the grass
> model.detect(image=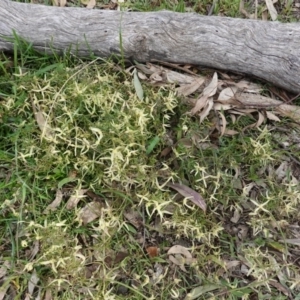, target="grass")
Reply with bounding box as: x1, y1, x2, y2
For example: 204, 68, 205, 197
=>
1, 0, 300, 299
